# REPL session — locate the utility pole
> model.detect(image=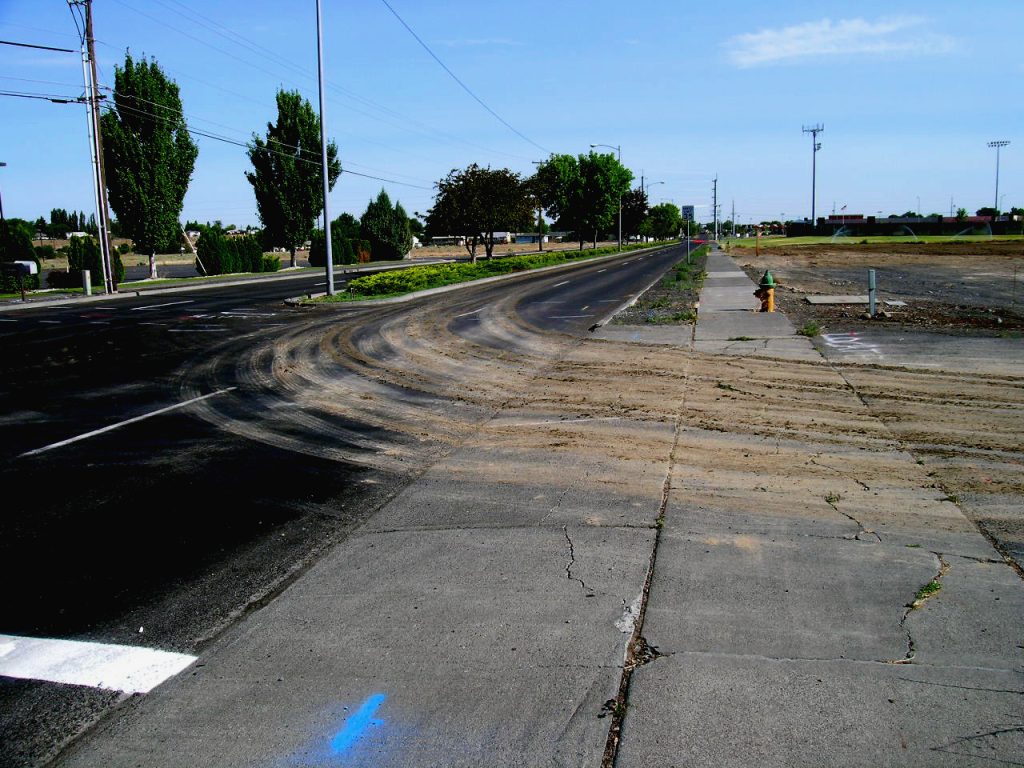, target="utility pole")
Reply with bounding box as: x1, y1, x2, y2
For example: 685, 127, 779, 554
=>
731, 199, 736, 237
315, 0, 334, 295
73, 0, 116, 293
802, 124, 824, 230
987, 140, 1010, 216
712, 176, 718, 241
